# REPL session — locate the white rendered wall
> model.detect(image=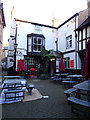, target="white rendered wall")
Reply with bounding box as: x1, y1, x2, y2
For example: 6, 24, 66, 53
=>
42, 27, 56, 50
16, 21, 56, 52
58, 16, 78, 53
